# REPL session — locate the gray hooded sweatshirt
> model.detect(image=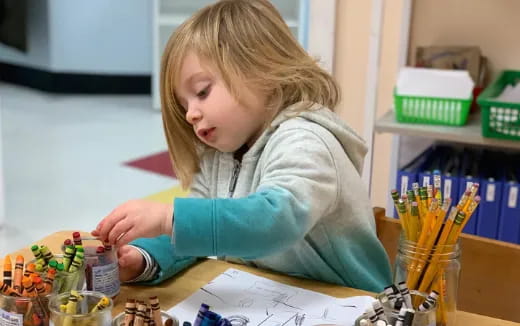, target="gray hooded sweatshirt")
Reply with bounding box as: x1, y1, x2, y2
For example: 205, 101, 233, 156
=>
132, 103, 392, 292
